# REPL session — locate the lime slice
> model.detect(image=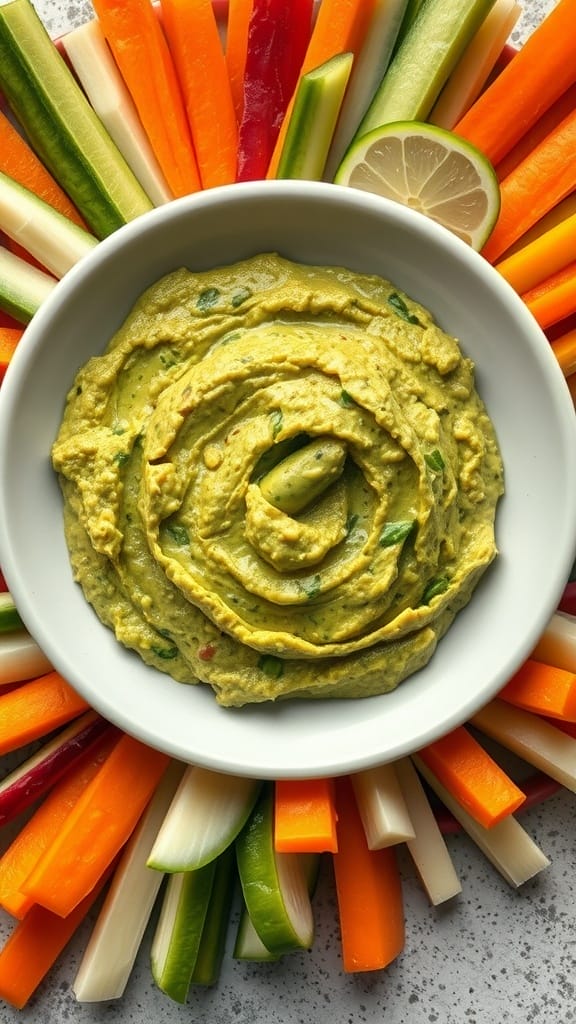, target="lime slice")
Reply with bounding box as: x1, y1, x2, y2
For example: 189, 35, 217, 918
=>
334, 121, 500, 250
